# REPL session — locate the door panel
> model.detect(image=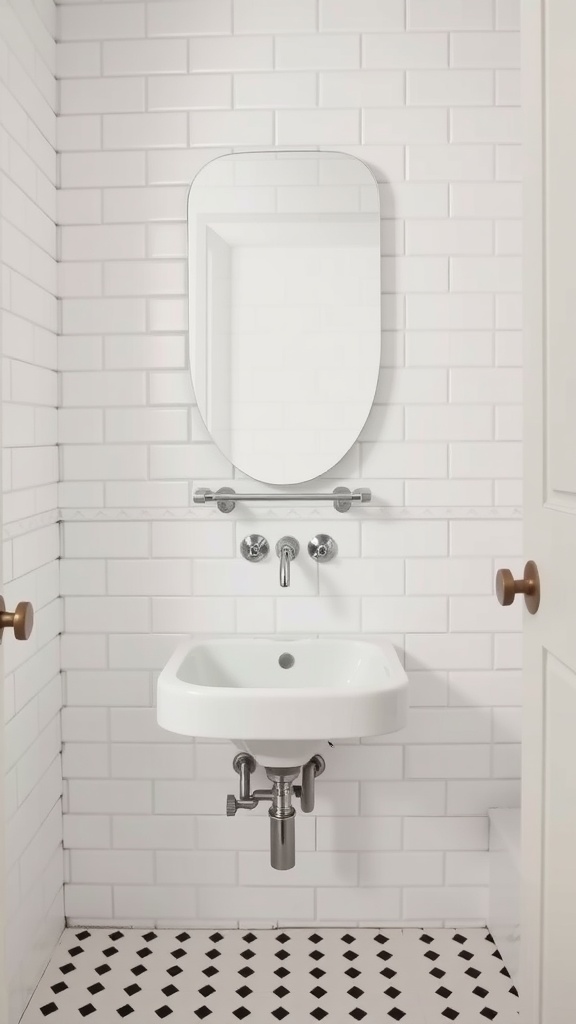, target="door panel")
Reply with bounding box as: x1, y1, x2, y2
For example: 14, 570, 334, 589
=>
522, 1, 576, 1021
